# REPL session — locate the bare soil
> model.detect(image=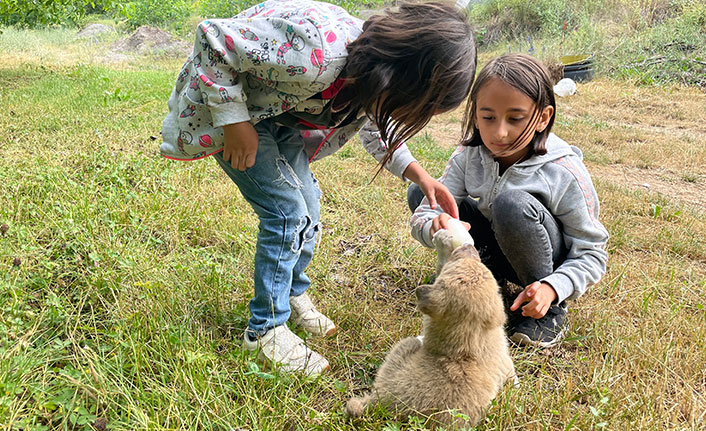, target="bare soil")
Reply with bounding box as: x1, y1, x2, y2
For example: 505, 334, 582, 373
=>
106, 26, 191, 62
425, 79, 706, 212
